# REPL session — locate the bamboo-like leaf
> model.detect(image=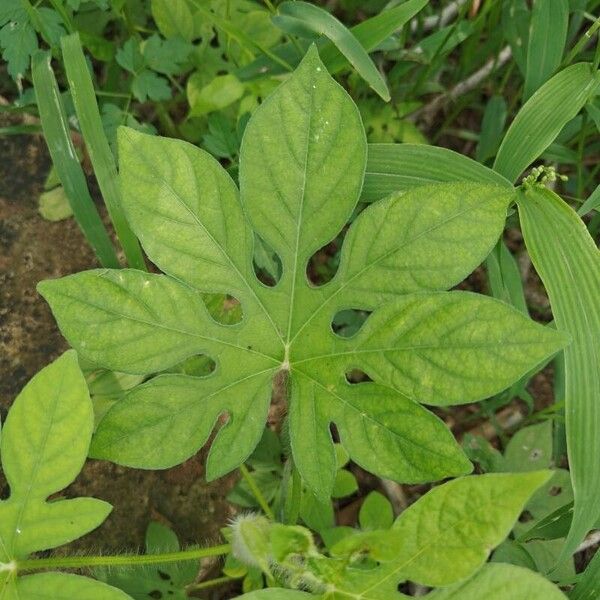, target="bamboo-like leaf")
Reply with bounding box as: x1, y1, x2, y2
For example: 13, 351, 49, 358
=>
60, 33, 146, 271
362, 143, 511, 202
517, 185, 600, 558
494, 63, 600, 182
236, 0, 427, 81
523, 0, 569, 100
274, 4, 390, 101
31, 51, 119, 268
